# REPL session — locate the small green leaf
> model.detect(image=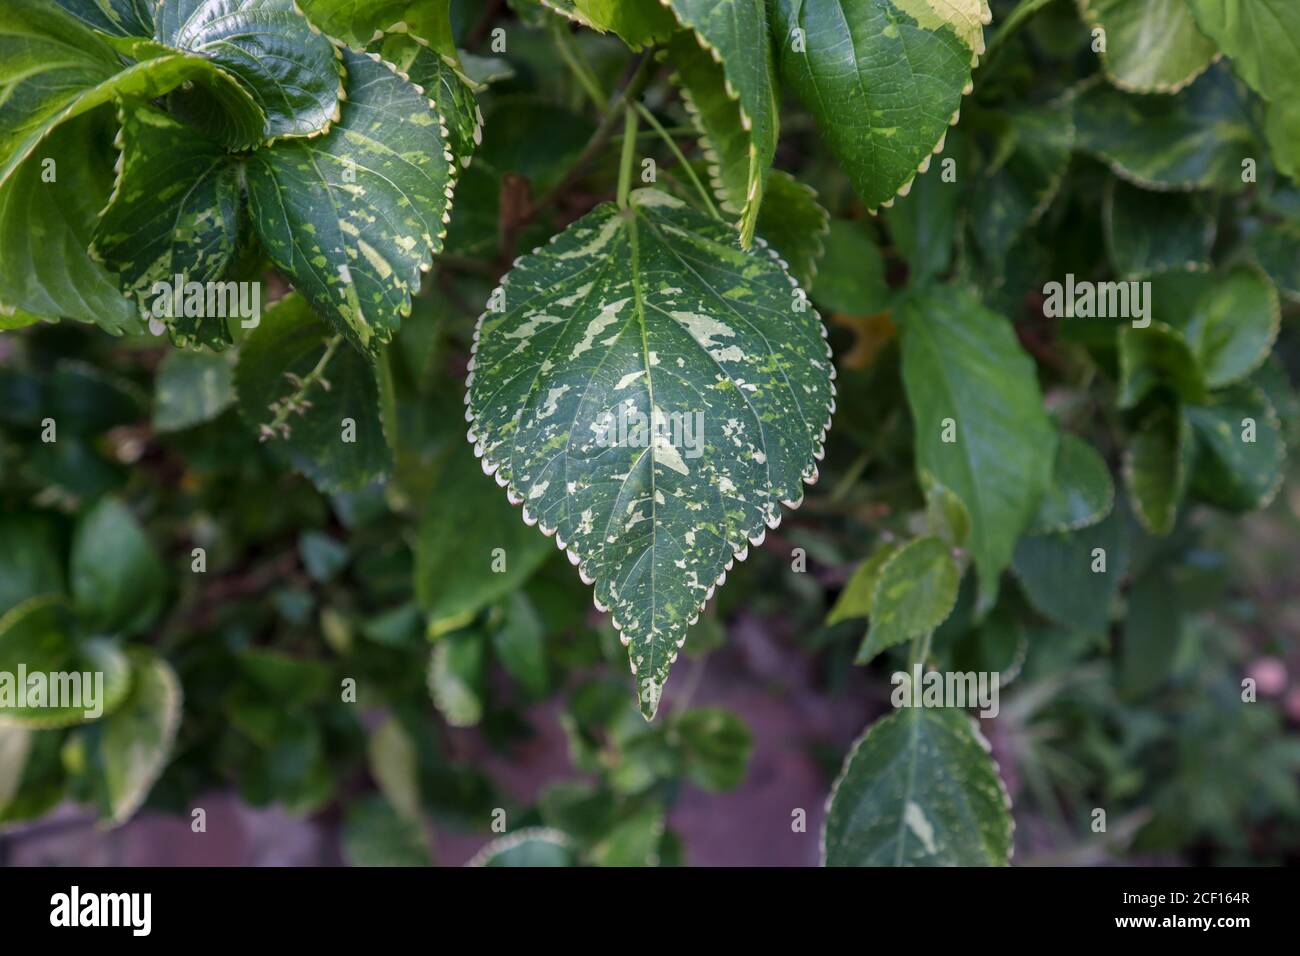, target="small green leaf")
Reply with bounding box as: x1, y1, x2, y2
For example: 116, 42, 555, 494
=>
153, 349, 237, 432
0, 724, 66, 824
1118, 321, 1205, 409
857, 536, 960, 663
898, 285, 1056, 607
467, 827, 577, 866
155, 0, 343, 141
246, 48, 456, 352
414, 442, 553, 632
428, 632, 487, 727
824, 707, 1012, 866
299, 0, 459, 53
1124, 407, 1192, 535
1186, 384, 1285, 512
1013, 502, 1128, 633
1028, 432, 1114, 534
466, 189, 835, 718
342, 796, 431, 866
70, 498, 165, 636
1073, 63, 1257, 192
663, 0, 779, 246
755, 169, 830, 290
1172, 266, 1279, 390
492, 592, 549, 697
772, 0, 990, 211
235, 294, 393, 493
1185, 1, 1300, 107
923, 472, 972, 548
367, 717, 421, 821
827, 540, 904, 625
559, 0, 678, 48
1104, 177, 1215, 279
811, 220, 889, 315
0, 597, 131, 728
79, 649, 182, 825
673, 706, 752, 791
91, 103, 243, 349
1078, 0, 1219, 93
